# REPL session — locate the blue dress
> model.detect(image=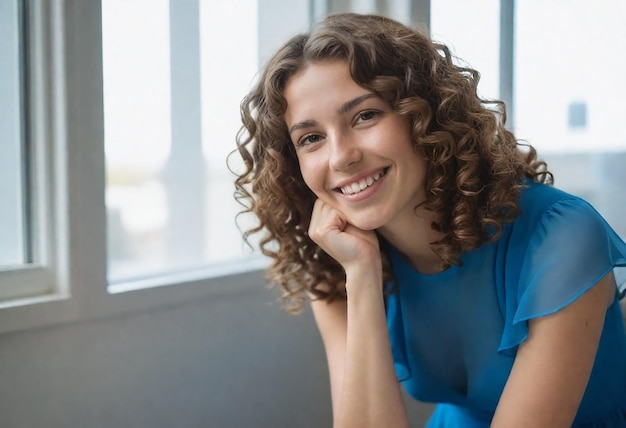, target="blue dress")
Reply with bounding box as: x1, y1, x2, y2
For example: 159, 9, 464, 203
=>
384, 182, 626, 427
